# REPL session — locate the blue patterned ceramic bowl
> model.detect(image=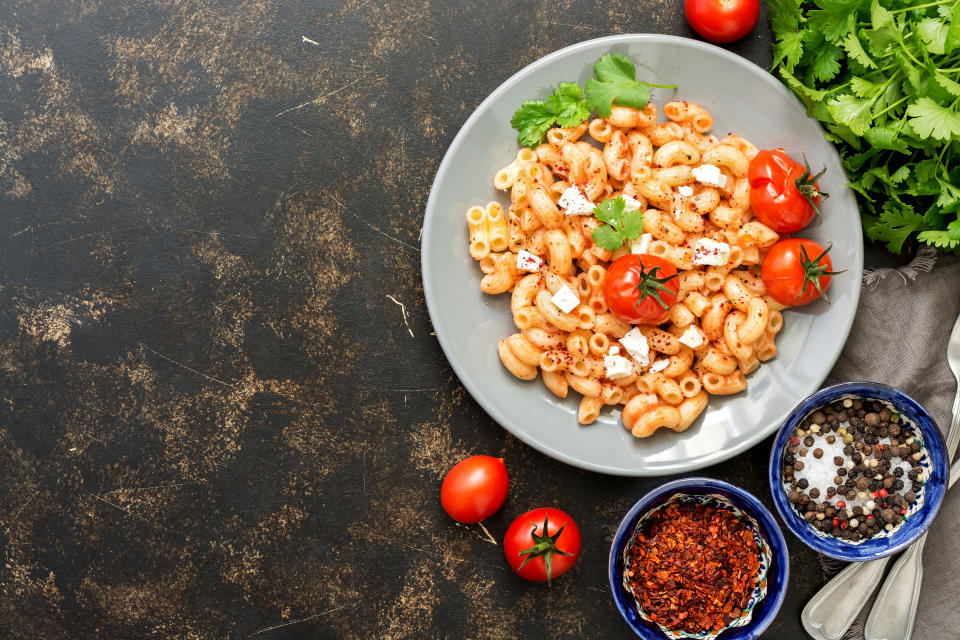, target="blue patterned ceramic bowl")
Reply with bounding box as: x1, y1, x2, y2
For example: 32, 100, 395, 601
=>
609, 478, 789, 640
768, 382, 948, 561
